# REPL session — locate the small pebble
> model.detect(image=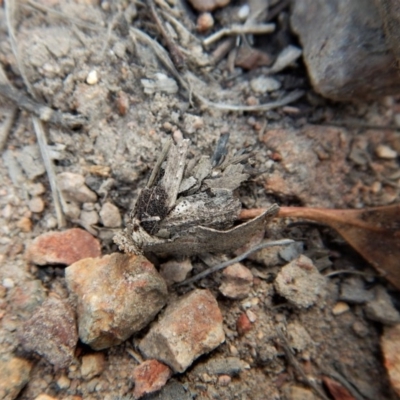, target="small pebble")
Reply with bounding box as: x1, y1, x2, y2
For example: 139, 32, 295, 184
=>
160, 258, 193, 285
80, 209, 99, 235
17, 217, 32, 232
56, 375, 70, 390
28, 197, 45, 213
219, 263, 253, 299
236, 312, 252, 335
81, 353, 105, 380
238, 4, 250, 20
218, 375, 231, 386
0, 355, 32, 400
197, 13, 214, 32
332, 301, 350, 315
250, 76, 281, 93
2, 278, 14, 289
86, 70, 99, 85
99, 202, 122, 228
376, 144, 397, 159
